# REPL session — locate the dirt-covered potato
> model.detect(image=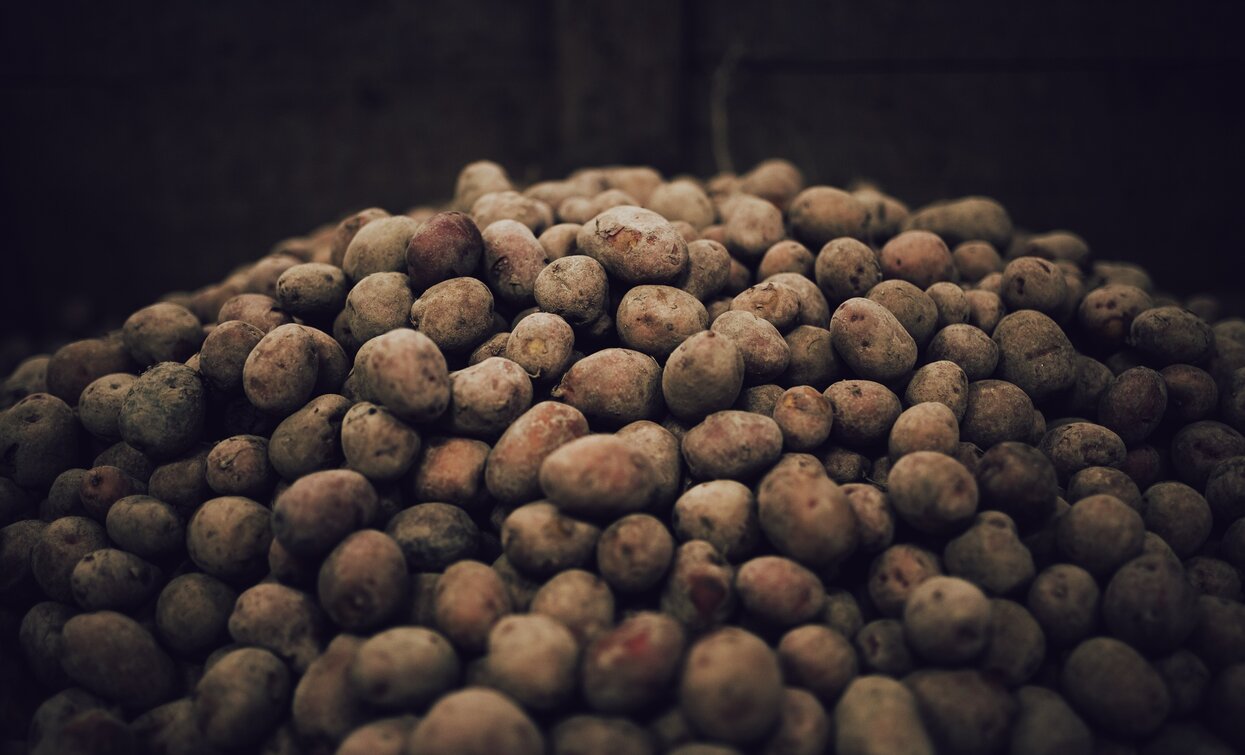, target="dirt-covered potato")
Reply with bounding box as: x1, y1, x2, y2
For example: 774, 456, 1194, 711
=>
671, 480, 758, 561
122, 302, 203, 367
879, 231, 954, 289
679, 627, 784, 746
731, 281, 801, 332
217, 292, 293, 333
1000, 256, 1067, 315
408, 687, 543, 755
317, 529, 409, 631
154, 573, 236, 656
76, 373, 135, 442
735, 555, 826, 626
198, 319, 264, 393
30, 516, 109, 604
69, 547, 160, 611
886, 451, 977, 535
409, 277, 495, 353
903, 195, 1012, 249
60, 610, 178, 712
386, 502, 479, 571
991, 310, 1076, 402
358, 329, 450, 423
958, 379, 1035, 448
240, 323, 319, 416
340, 402, 420, 482
682, 410, 783, 481
77, 464, 144, 521
758, 240, 814, 280
579, 611, 685, 714
472, 190, 553, 234
710, 310, 791, 384
1129, 306, 1214, 365
595, 512, 674, 592
1055, 494, 1144, 577
485, 401, 589, 503
888, 402, 959, 460
1038, 421, 1127, 483
823, 379, 902, 448
501, 501, 600, 577
551, 348, 663, 426
758, 463, 858, 568
788, 187, 870, 246
342, 215, 420, 281
772, 386, 834, 451
504, 312, 575, 383
902, 576, 991, 664
577, 205, 689, 284
1102, 553, 1197, 653
540, 434, 659, 518
661, 330, 745, 422
193, 646, 290, 749
904, 669, 1017, 755
228, 582, 325, 673
1060, 636, 1170, 739
350, 626, 459, 710
943, 511, 1035, 595
272, 469, 378, 558
835, 676, 935, 755
483, 613, 580, 711
534, 255, 609, 327
186, 495, 272, 583
266, 393, 350, 480
204, 434, 275, 498
830, 298, 918, 382
433, 559, 512, 653
813, 237, 880, 308
615, 285, 709, 359
274, 262, 349, 322
446, 357, 532, 439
